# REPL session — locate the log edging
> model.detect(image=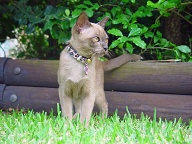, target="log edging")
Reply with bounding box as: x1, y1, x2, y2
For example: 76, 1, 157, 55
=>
0, 58, 9, 84
0, 58, 192, 95
104, 61, 192, 95
0, 58, 192, 121
1, 86, 192, 121
0, 84, 6, 108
